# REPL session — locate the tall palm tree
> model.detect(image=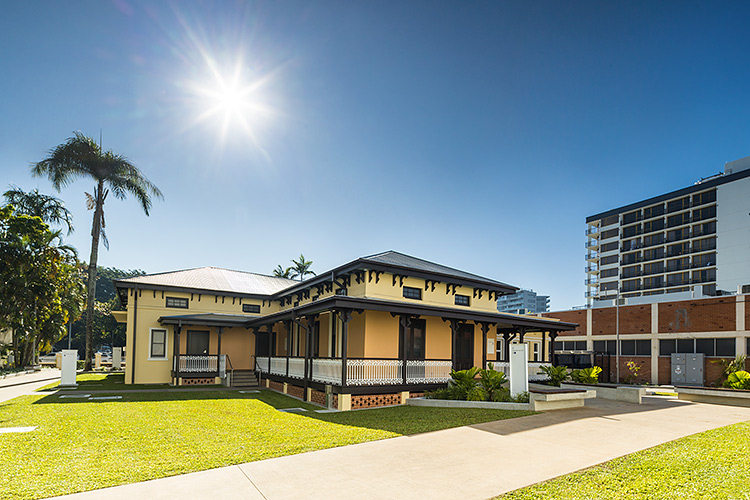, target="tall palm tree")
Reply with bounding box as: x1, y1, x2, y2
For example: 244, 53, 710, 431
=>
3, 185, 74, 234
290, 254, 315, 280
32, 132, 163, 370
272, 264, 293, 279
